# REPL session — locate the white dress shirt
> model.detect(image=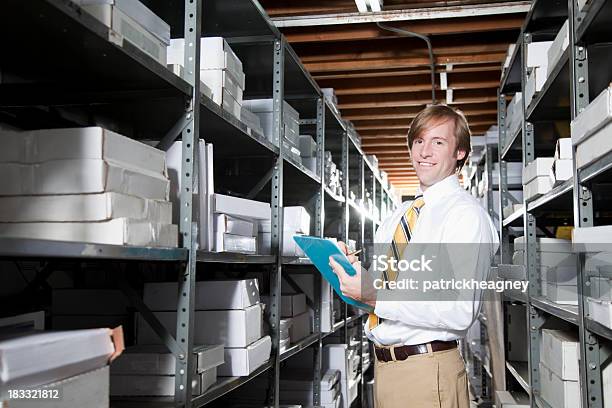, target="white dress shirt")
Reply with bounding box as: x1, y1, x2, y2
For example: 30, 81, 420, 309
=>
364, 174, 499, 346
